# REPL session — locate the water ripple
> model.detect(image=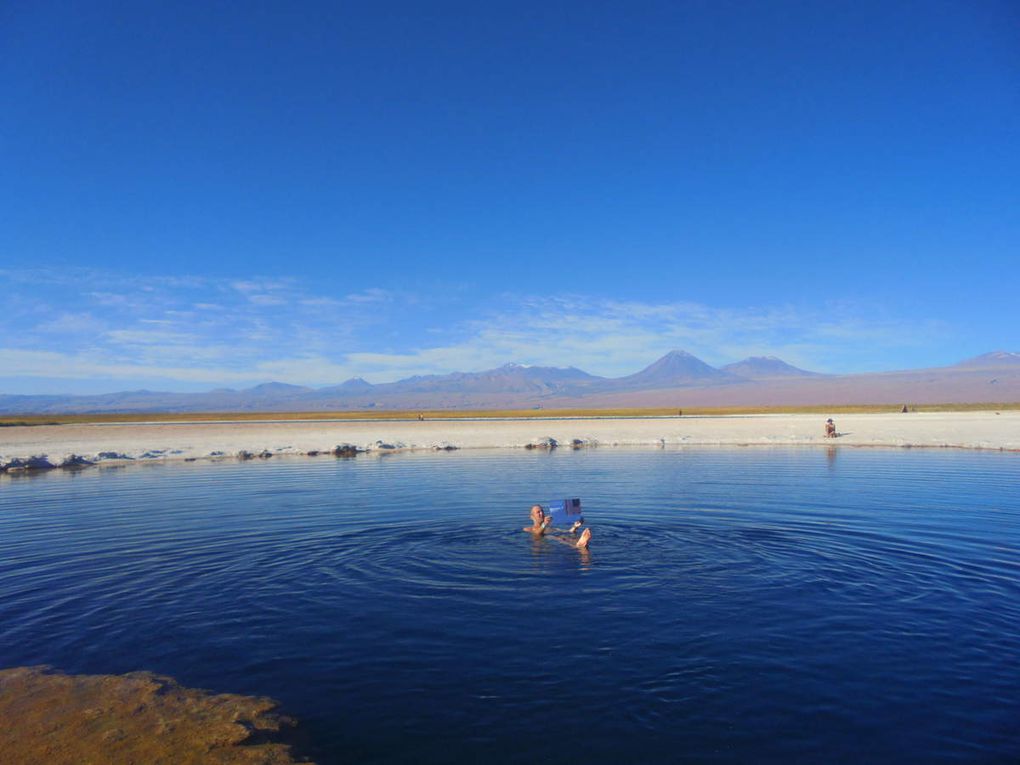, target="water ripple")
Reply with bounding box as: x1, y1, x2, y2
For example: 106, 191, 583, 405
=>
1, 448, 1018, 764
